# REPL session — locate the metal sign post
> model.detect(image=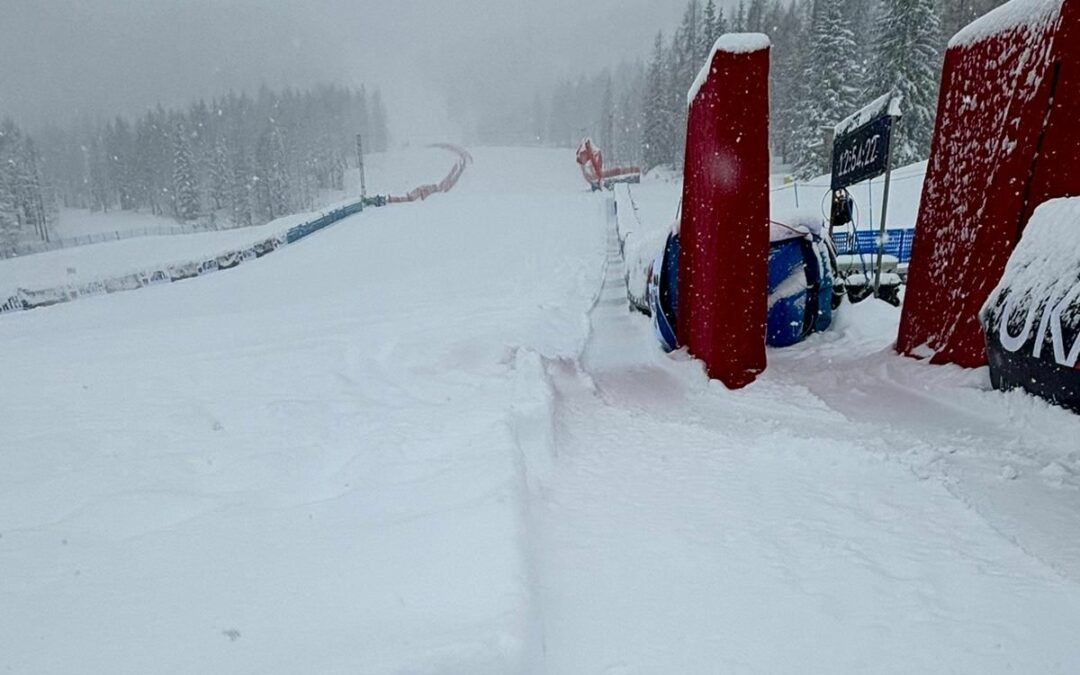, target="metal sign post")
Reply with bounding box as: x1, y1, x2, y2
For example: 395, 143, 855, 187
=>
355, 134, 367, 201
828, 93, 903, 298
872, 130, 898, 297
